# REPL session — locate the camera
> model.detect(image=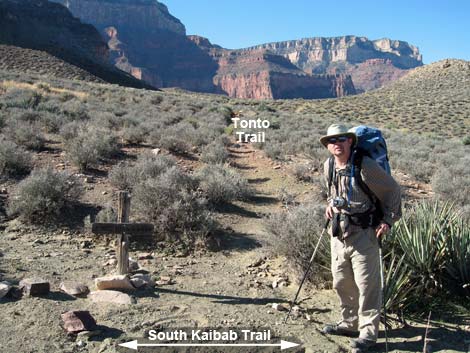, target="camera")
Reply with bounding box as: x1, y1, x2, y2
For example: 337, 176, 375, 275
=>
330, 197, 347, 209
